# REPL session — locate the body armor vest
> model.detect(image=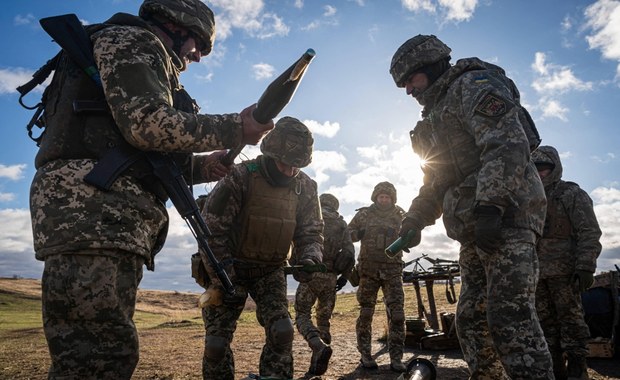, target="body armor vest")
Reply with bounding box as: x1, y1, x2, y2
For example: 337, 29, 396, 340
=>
541, 182, 573, 241
237, 170, 299, 264
359, 206, 404, 264
321, 212, 348, 272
